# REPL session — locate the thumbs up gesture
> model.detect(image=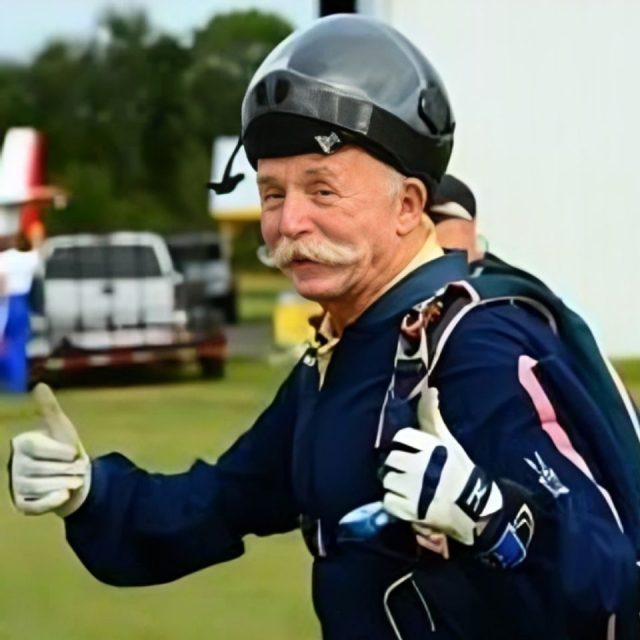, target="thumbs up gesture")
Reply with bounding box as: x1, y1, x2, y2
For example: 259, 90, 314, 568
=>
9, 384, 91, 517
382, 387, 503, 545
